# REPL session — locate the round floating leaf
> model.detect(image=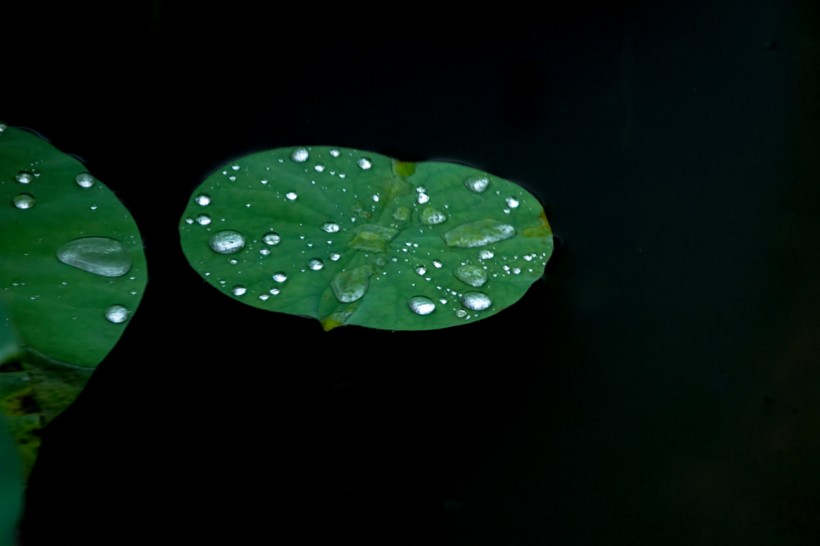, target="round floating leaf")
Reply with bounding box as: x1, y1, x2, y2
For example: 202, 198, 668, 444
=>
0, 124, 147, 473
179, 146, 552, 331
